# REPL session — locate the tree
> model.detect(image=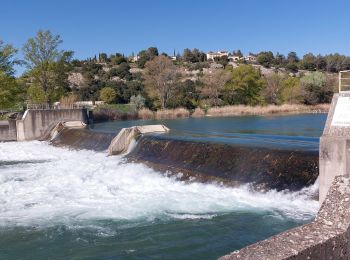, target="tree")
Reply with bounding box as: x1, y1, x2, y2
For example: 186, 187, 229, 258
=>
110, 53, 127, 65
0, 71, 23, 109
130, 94, 145, 109
0, 40, 23, 109
273, 53, 286, 67
256, 51, 274, 68
143, 55, 179, 109
27, 84, 46, 104
100, 87, 116, 104
286, 52, 299, 72
137, 47, 159, 68
182, 48, 206, 63
287, 52, 299, 64
201, 69, 231, 106
76, 65, 103, 102
98, 53, 108, 62
232, 50, 243, 58
22, 30, 73, 103
280, 76, 301, 104
214, 55, 229, 68
114, 62, 132, 80
263, 73, 285, 104
300, 72, 333, 104
300, 53, 316, 71
167, 79, 200, 109
0, 40, 19, 76
183, 48, 193, 62
147, 47, 159, 57
224, 65, 264, 105
315, 55, 327, 71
